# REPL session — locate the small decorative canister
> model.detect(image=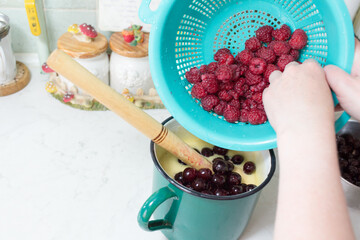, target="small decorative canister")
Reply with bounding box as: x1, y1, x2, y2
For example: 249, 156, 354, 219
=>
45, 23, 109, 110
0, 13, 30, 97
110, 25, 163, 109
0, 13, 16, 84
